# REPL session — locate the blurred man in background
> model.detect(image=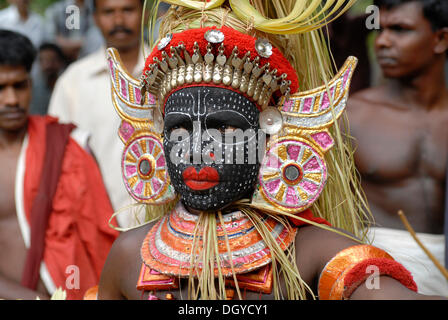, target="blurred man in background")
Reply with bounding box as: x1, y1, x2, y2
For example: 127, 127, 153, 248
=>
0, 0, 45, 49
44, 0, 104, 62
48, 0, 147, 228
30, 43, 67, 115
347, 0, 448, 296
